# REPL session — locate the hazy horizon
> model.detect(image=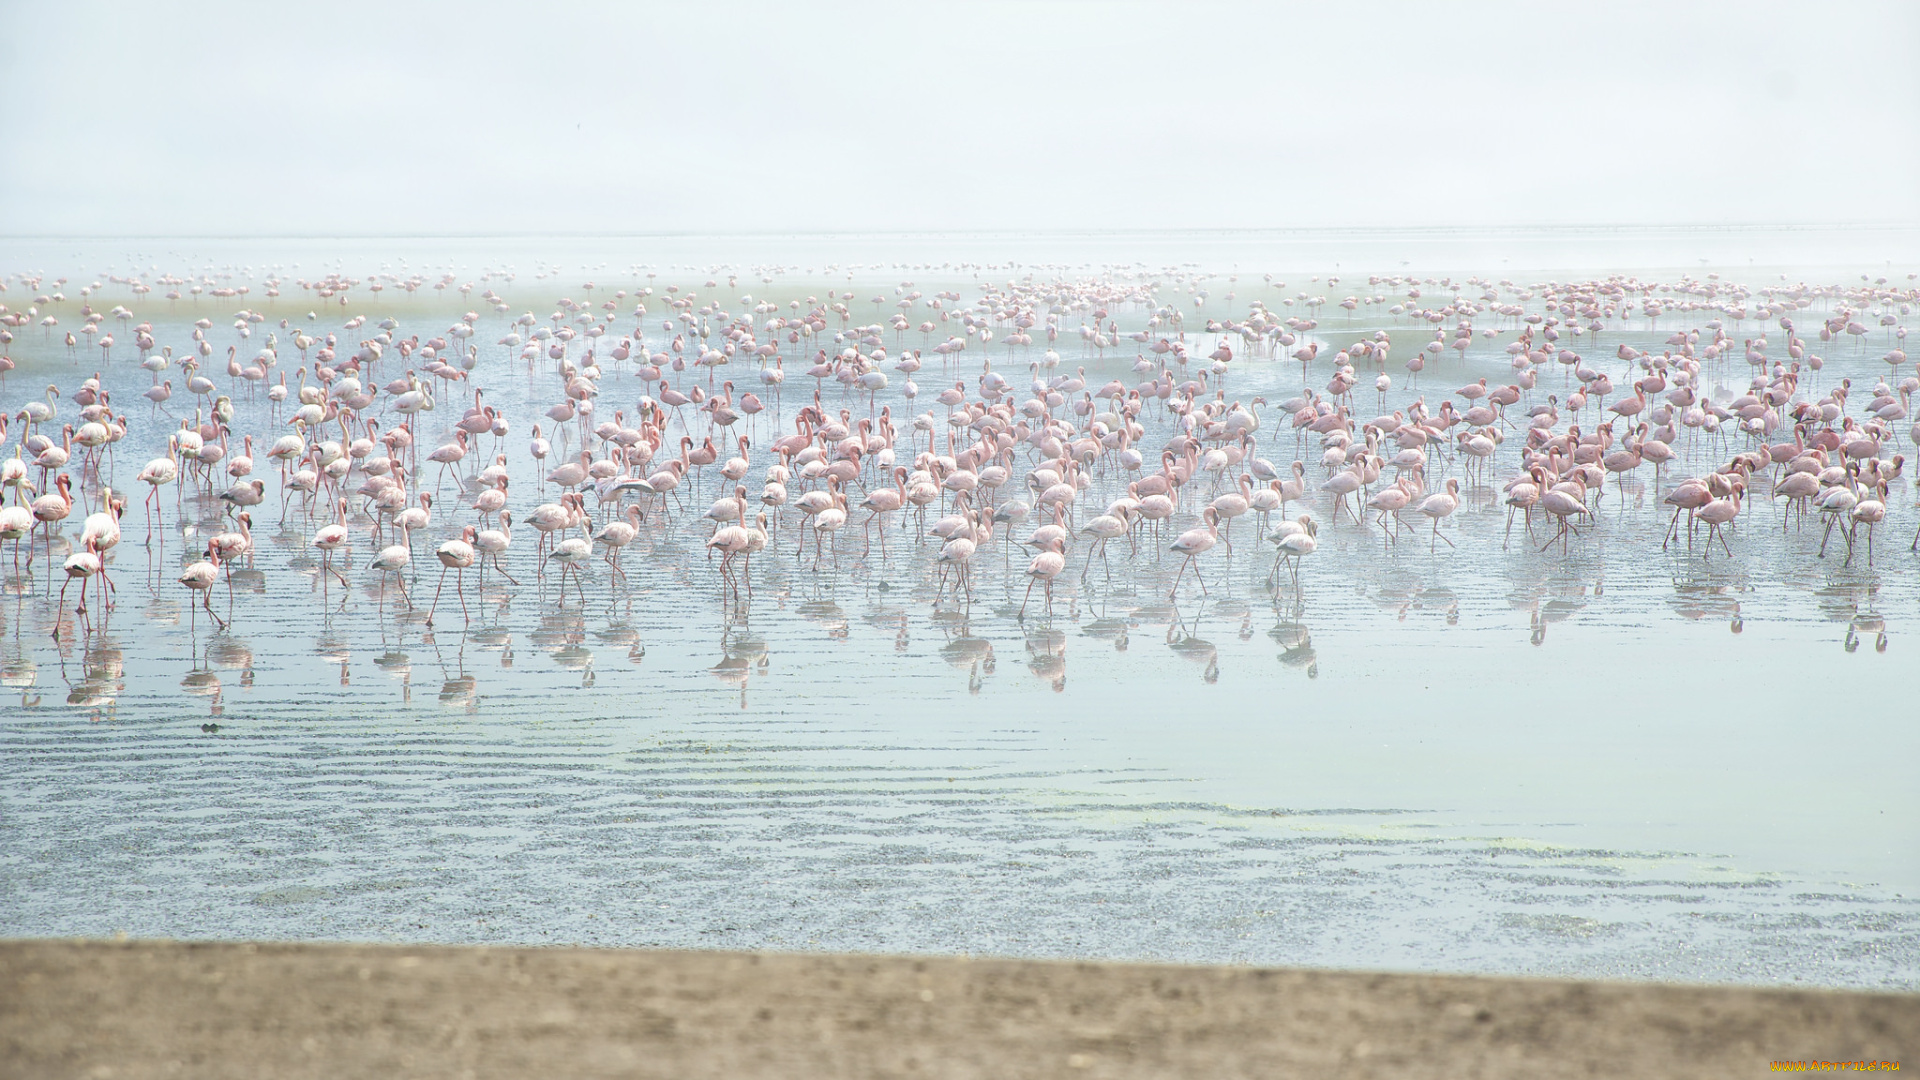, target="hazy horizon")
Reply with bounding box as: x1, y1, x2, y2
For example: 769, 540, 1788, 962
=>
3, 0, 1916, 239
